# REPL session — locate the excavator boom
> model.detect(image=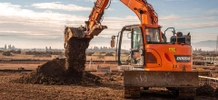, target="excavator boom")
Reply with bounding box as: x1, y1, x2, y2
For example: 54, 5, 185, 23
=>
64, 0, 109, 42
87, 0, 109, 33
120, 0, 158, 25
64, 0, 158, 43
